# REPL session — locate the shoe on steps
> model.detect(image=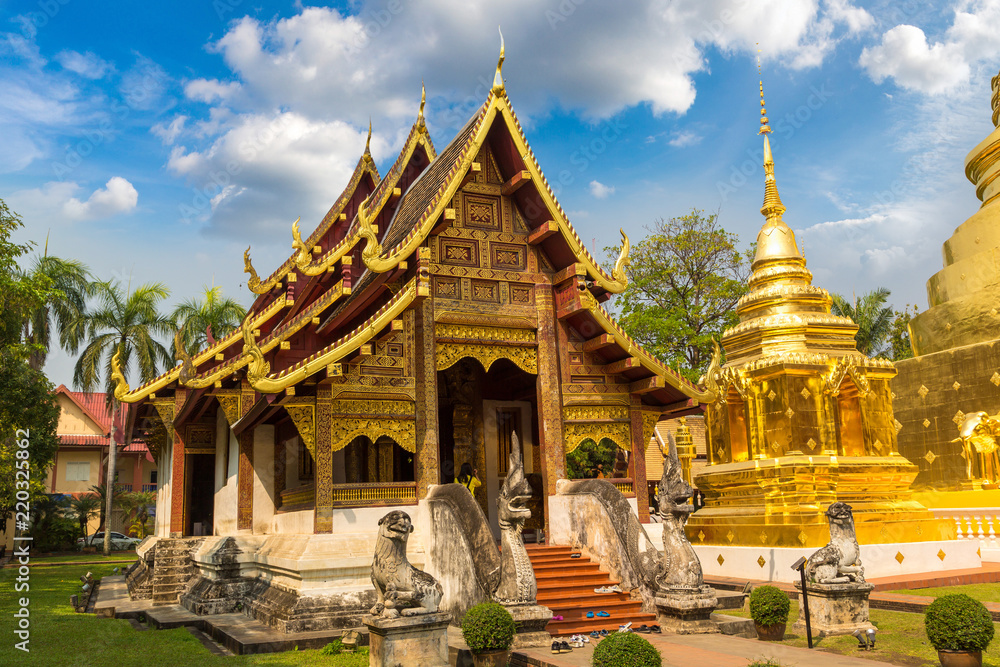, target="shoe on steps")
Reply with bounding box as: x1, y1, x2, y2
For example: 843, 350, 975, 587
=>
586, 611, 594, 619
596, 611, 610, 617
570, 553, 581, 558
